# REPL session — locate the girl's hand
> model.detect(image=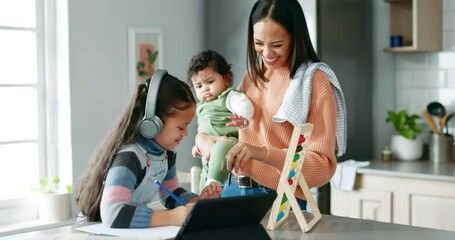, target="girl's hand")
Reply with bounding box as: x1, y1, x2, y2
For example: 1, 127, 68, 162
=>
226, 142, 267, 172
227, 113, 249, 128
150, 204, 194, 226
199, 182, 222, 199
170, 204, 194, 225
